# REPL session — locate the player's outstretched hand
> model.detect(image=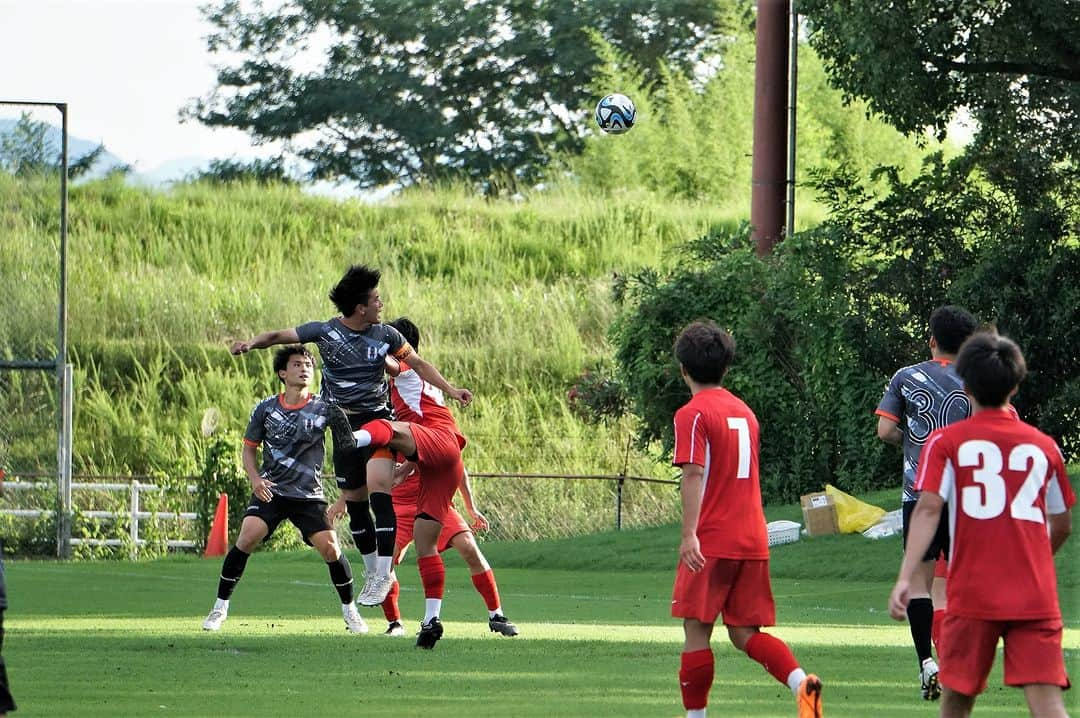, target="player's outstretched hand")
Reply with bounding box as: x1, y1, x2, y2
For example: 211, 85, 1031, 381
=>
470, 511, 490, 532
230, 340, 251, 355
451, 388, 473, 406
888, 579, 911, 620
679, 534, 705, 573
